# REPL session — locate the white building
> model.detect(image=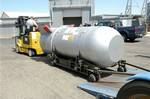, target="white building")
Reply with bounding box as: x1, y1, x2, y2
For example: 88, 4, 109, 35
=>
49, 0, 95, 26
0, 11, 50, 38
1, 12, 49, 18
